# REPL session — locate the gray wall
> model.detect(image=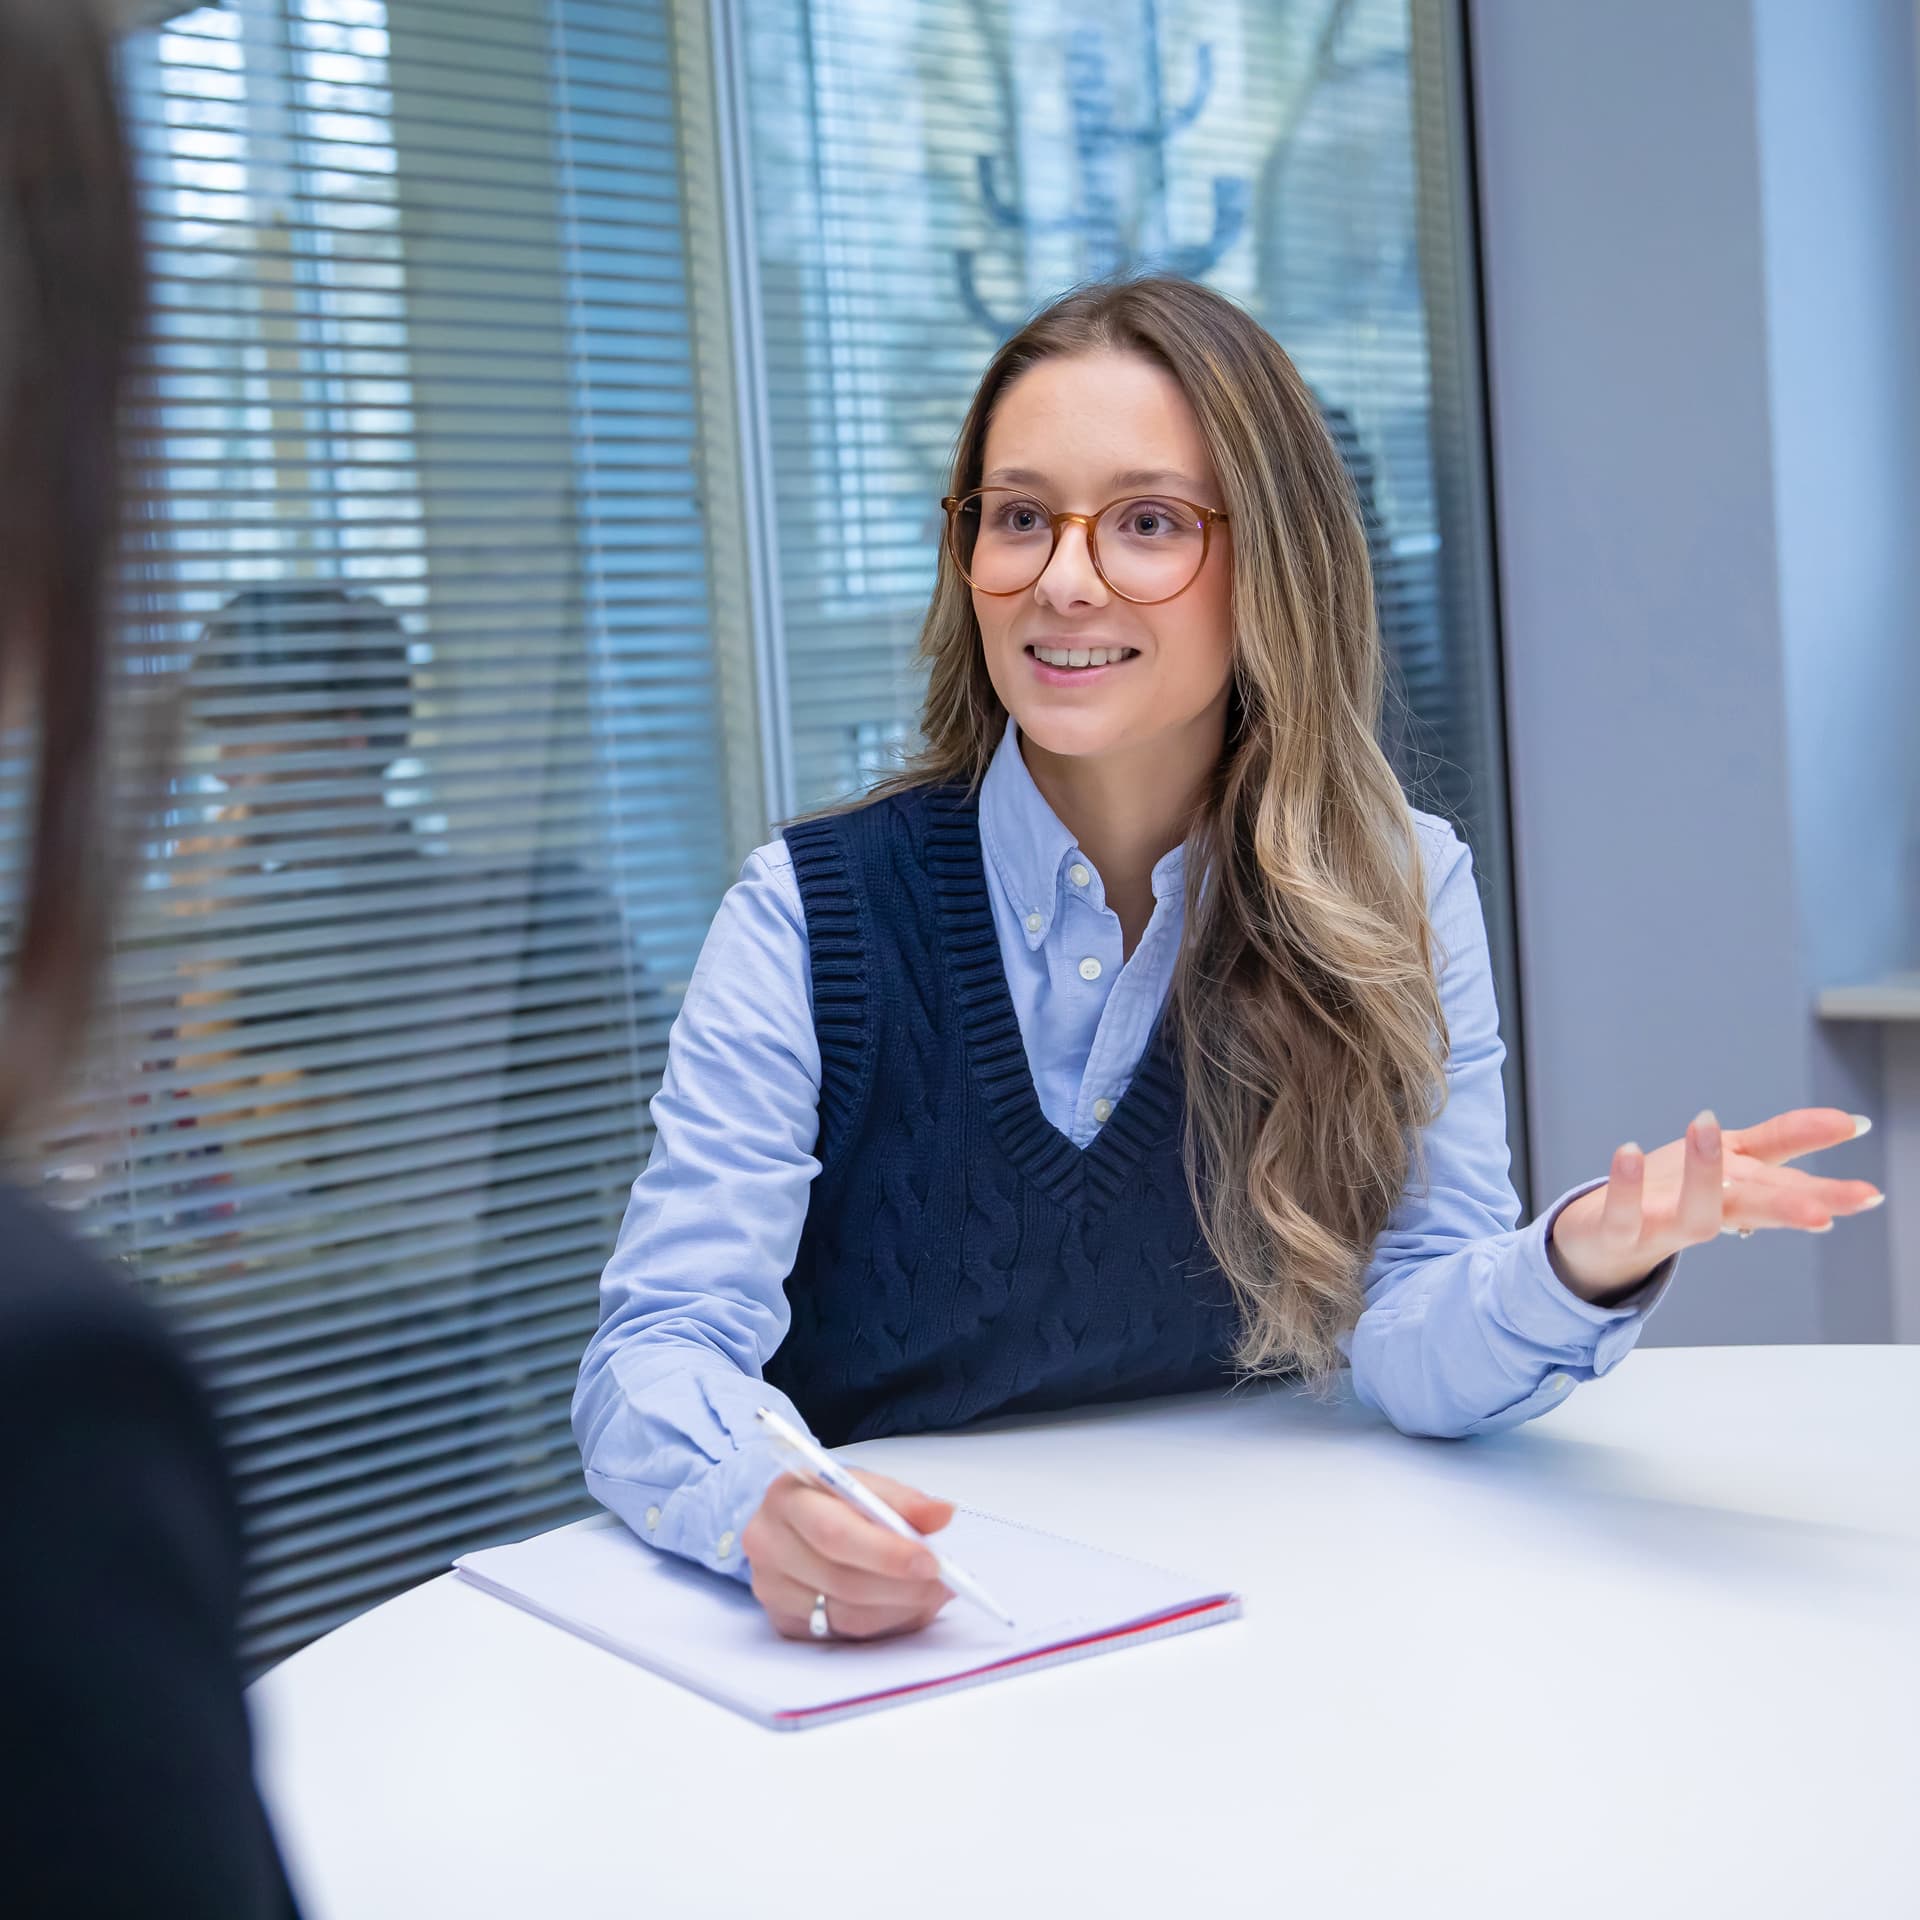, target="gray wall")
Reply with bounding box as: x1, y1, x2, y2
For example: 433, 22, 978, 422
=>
1470, 0, 1920, 1344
